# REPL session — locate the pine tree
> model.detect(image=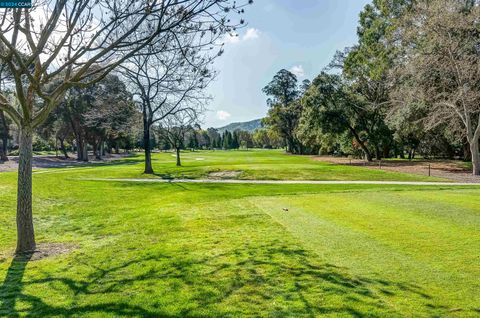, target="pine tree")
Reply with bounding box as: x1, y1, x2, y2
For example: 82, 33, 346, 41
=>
232, 131, 240, 149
